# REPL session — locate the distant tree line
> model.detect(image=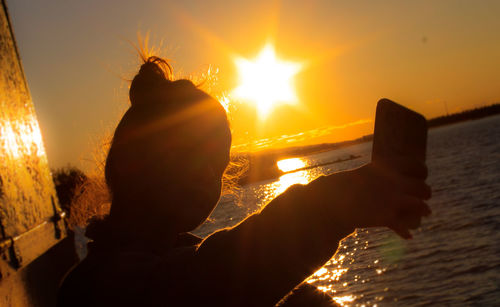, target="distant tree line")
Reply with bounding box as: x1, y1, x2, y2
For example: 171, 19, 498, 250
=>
427, 103, 500, 128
